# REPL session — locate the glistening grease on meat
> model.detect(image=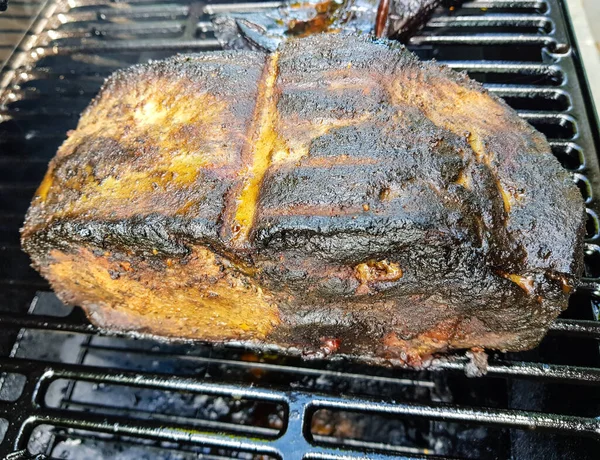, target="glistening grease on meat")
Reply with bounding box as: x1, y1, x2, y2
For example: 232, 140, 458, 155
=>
21, 34, 585, 366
